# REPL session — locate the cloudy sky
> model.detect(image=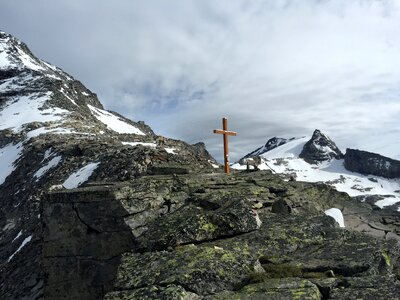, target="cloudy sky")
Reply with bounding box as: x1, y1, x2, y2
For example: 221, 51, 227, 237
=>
1, 0, 400, 162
